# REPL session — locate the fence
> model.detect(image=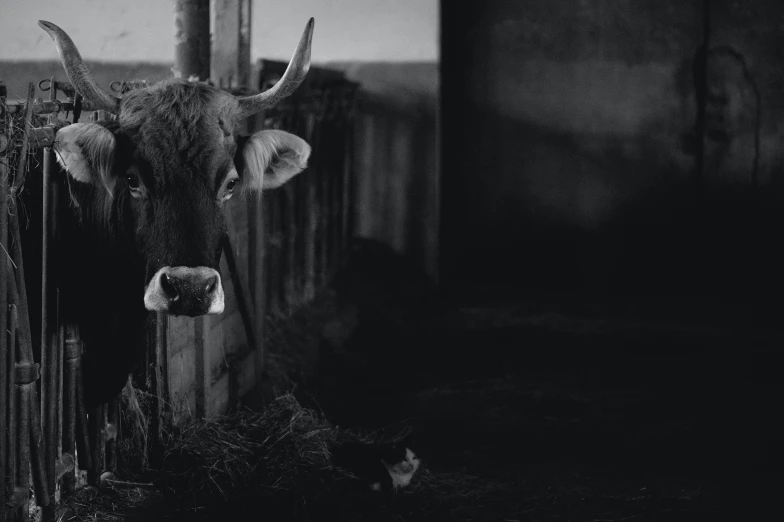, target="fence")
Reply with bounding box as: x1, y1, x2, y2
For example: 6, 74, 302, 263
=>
0, 61, 357, 520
